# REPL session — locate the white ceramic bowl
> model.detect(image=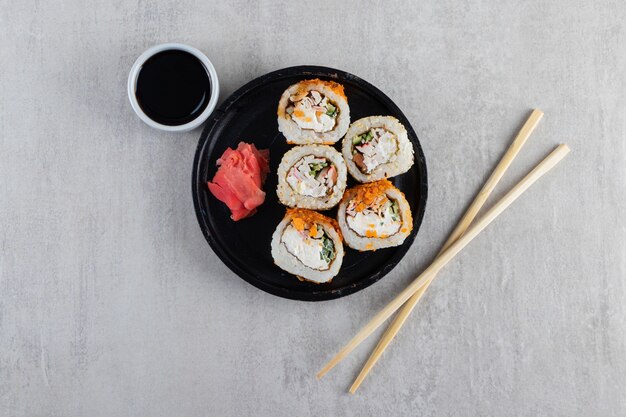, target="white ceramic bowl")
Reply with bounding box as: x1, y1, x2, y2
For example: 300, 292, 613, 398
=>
127, 43, 219, 132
